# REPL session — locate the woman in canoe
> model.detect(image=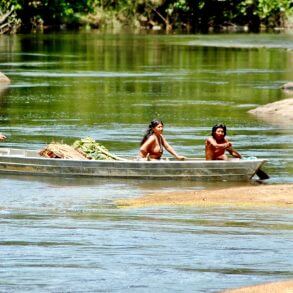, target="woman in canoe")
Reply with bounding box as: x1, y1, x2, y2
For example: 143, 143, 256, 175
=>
205, 124, 241, 160
139, 119, 185, 160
